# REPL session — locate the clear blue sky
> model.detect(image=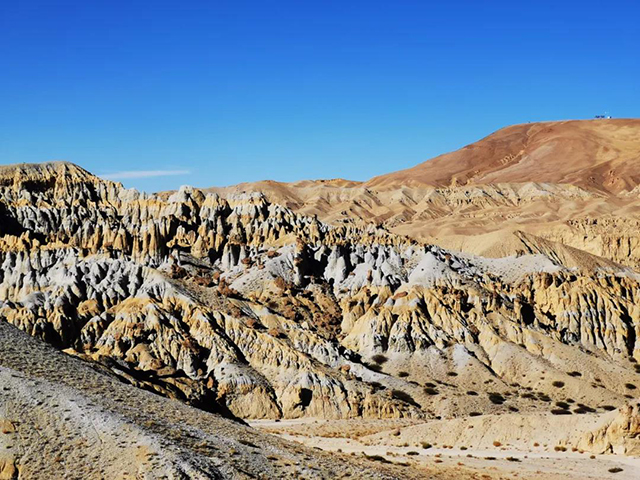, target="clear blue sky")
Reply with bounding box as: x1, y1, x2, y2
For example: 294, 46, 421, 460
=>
1, 1, 638, 192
